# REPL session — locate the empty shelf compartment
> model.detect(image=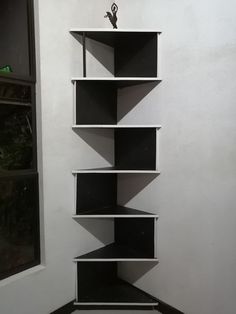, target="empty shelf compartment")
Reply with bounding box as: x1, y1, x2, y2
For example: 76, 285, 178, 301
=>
76, 262, 158, 305
75, 218, 157, 260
